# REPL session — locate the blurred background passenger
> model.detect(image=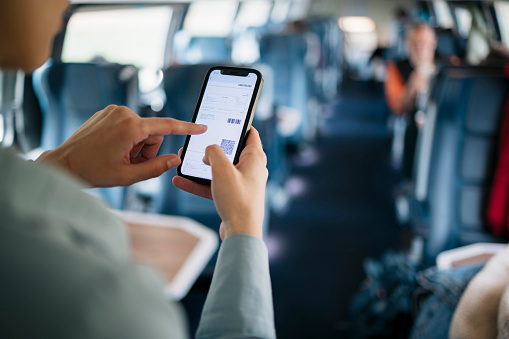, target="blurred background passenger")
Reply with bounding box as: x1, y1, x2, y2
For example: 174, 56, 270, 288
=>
385, 22, 437, 178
